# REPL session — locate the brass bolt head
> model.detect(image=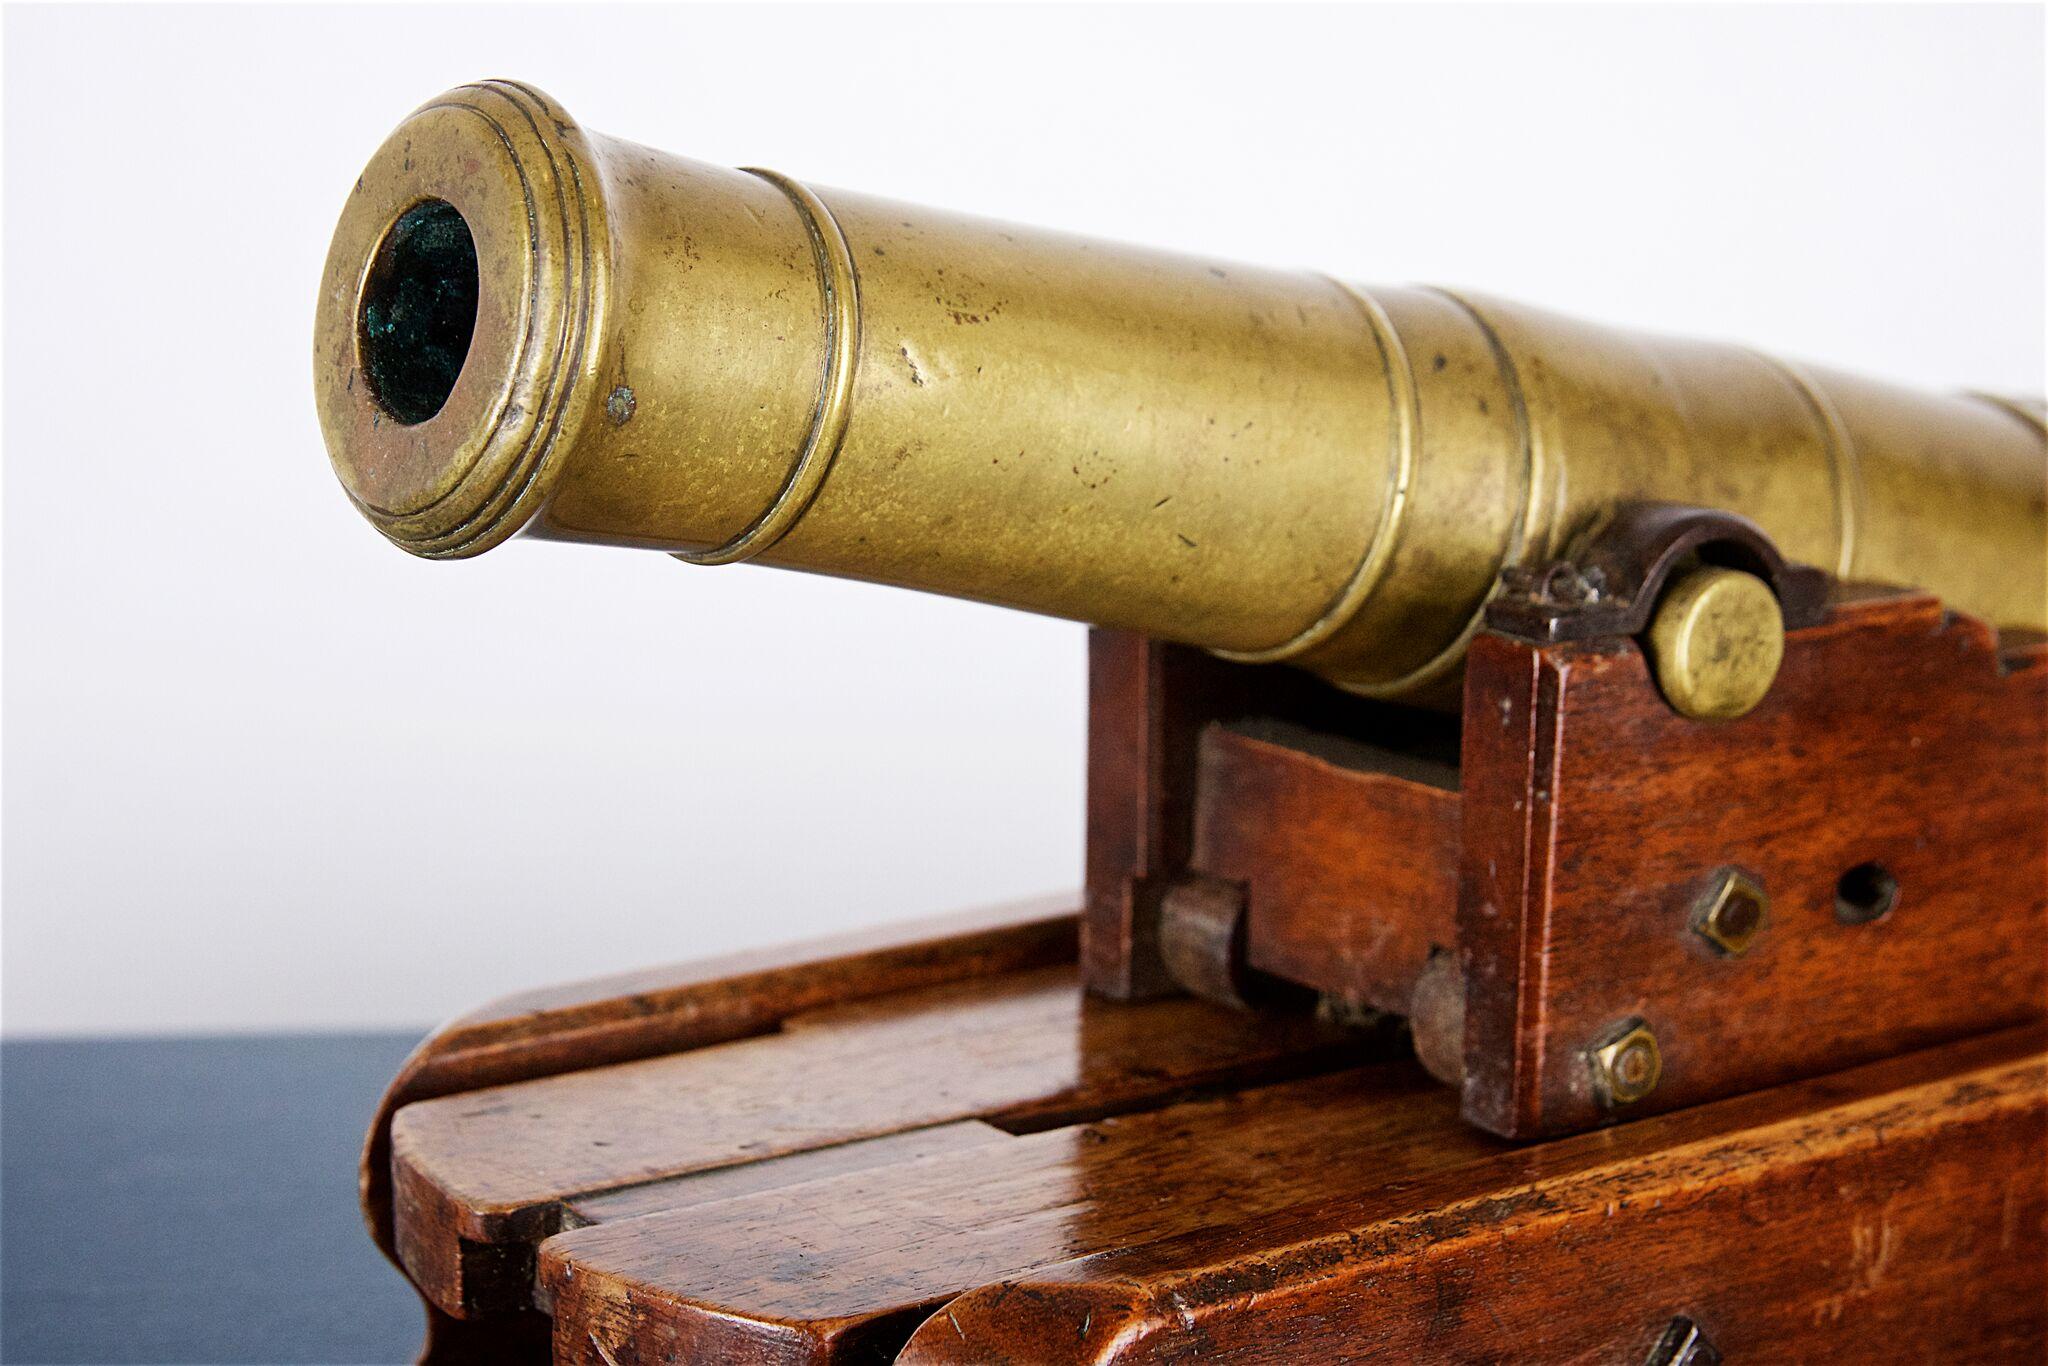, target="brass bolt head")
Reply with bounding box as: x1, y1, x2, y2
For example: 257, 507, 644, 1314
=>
1692, 869, 1769, 957
1589, 1020, 1663, 1108
1647, 567, 1785, 721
